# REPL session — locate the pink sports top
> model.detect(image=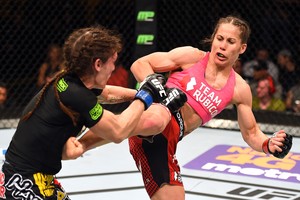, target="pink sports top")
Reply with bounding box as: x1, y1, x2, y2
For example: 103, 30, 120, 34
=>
166, 52, 235, 125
